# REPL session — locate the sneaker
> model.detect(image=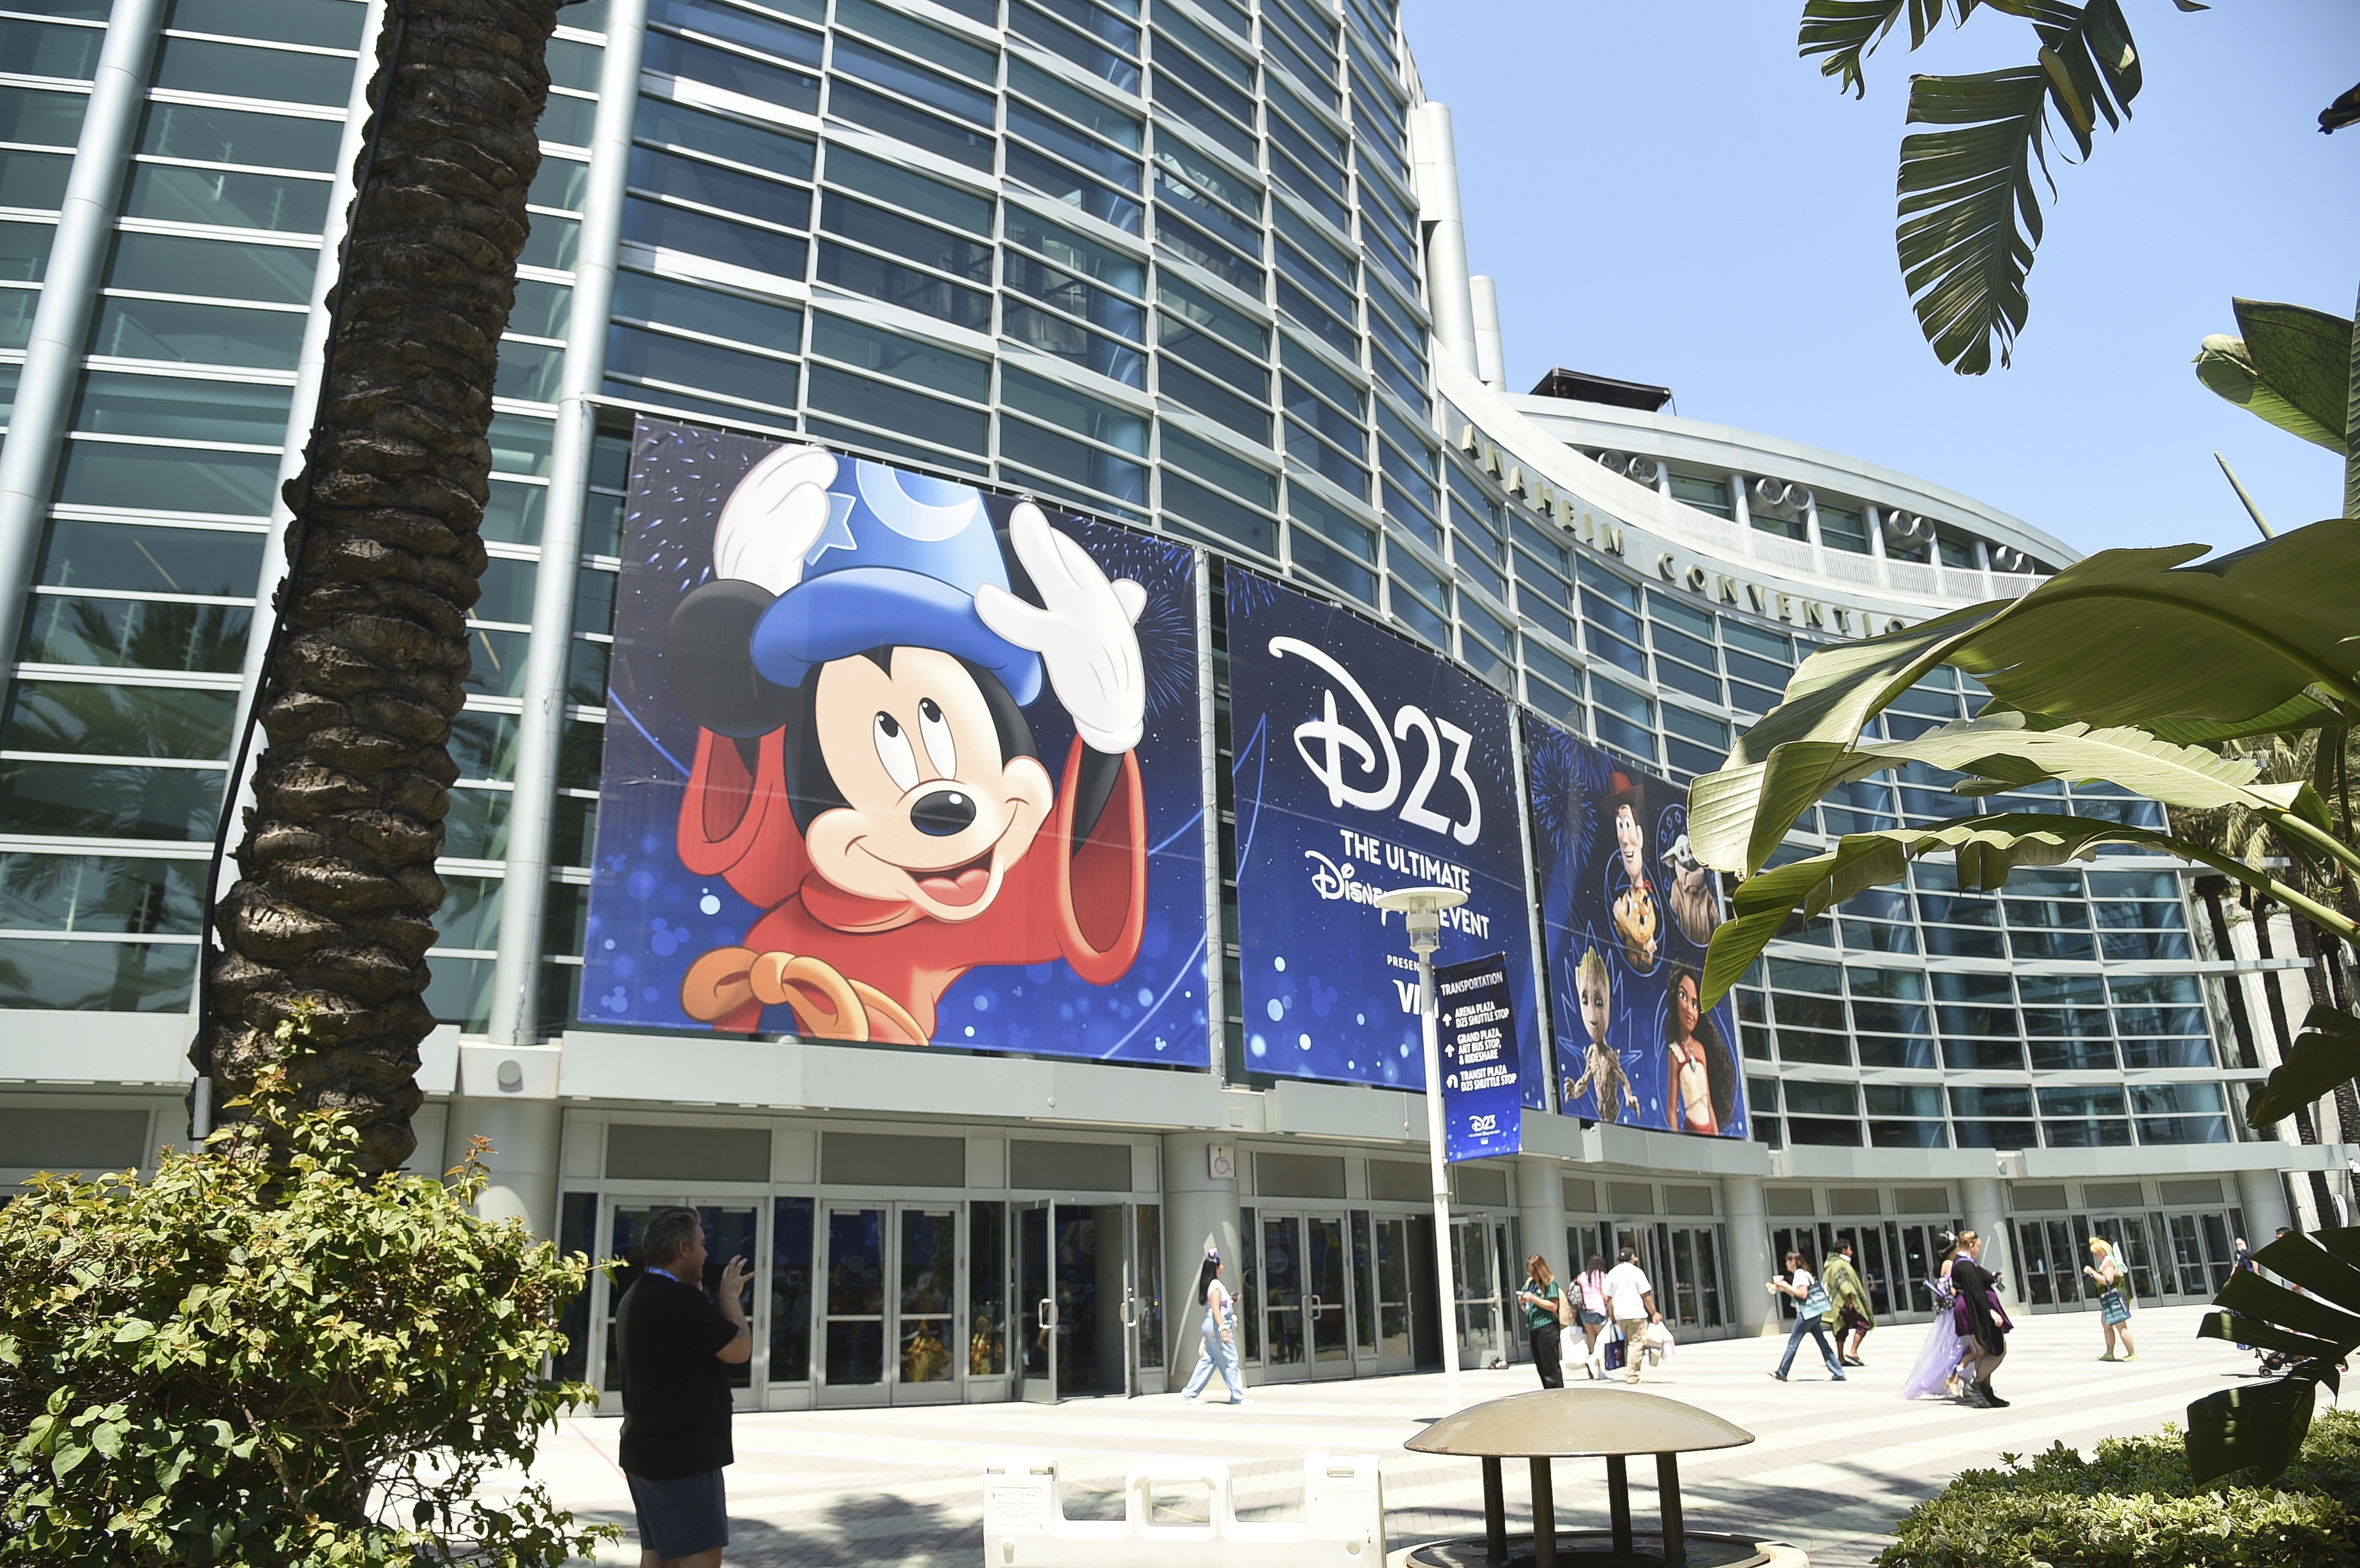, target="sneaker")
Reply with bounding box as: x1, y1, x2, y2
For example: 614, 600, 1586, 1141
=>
1624, 1374, 1641, 1385
1184, 1393, 1200, 1403
2098, 1353, 2118, 1362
